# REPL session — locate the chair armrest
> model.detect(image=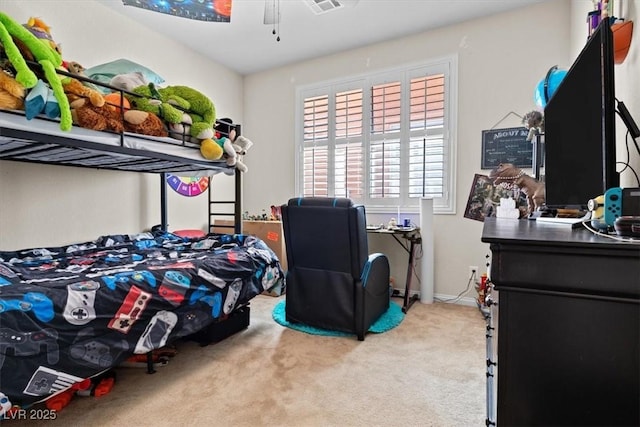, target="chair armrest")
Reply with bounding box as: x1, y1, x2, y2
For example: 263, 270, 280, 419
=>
361, 253, 390, 294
